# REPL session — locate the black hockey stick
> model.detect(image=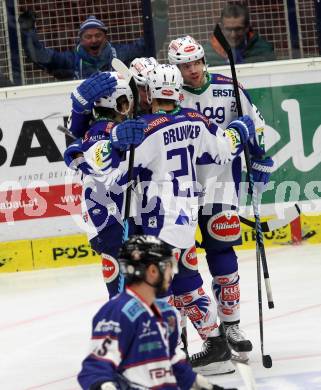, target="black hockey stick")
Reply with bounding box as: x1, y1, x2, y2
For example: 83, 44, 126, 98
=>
57, 124, 76, 139
214, 24, 274, 308
239, 203, 301, 232
112, 58, 139, 220
214, 24, 272, 369
112, 58, 139, 291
